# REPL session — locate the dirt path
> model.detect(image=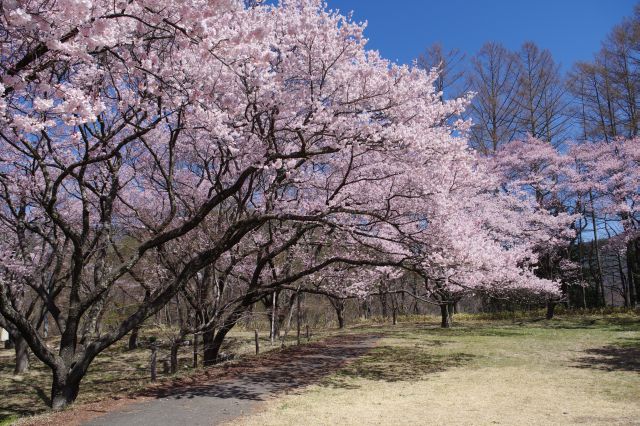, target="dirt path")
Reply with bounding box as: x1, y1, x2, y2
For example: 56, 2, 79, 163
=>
28, 333, 379, 426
